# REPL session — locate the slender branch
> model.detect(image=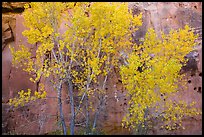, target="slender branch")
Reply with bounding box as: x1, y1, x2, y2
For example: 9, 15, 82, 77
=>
75, 92, 86, 116
52, 49, 59, 63
92, 55, 114, 130
67, 77, 75, 135
85, 94, 90, 134
57, 80, 67, 135
97, 38, 102, 58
